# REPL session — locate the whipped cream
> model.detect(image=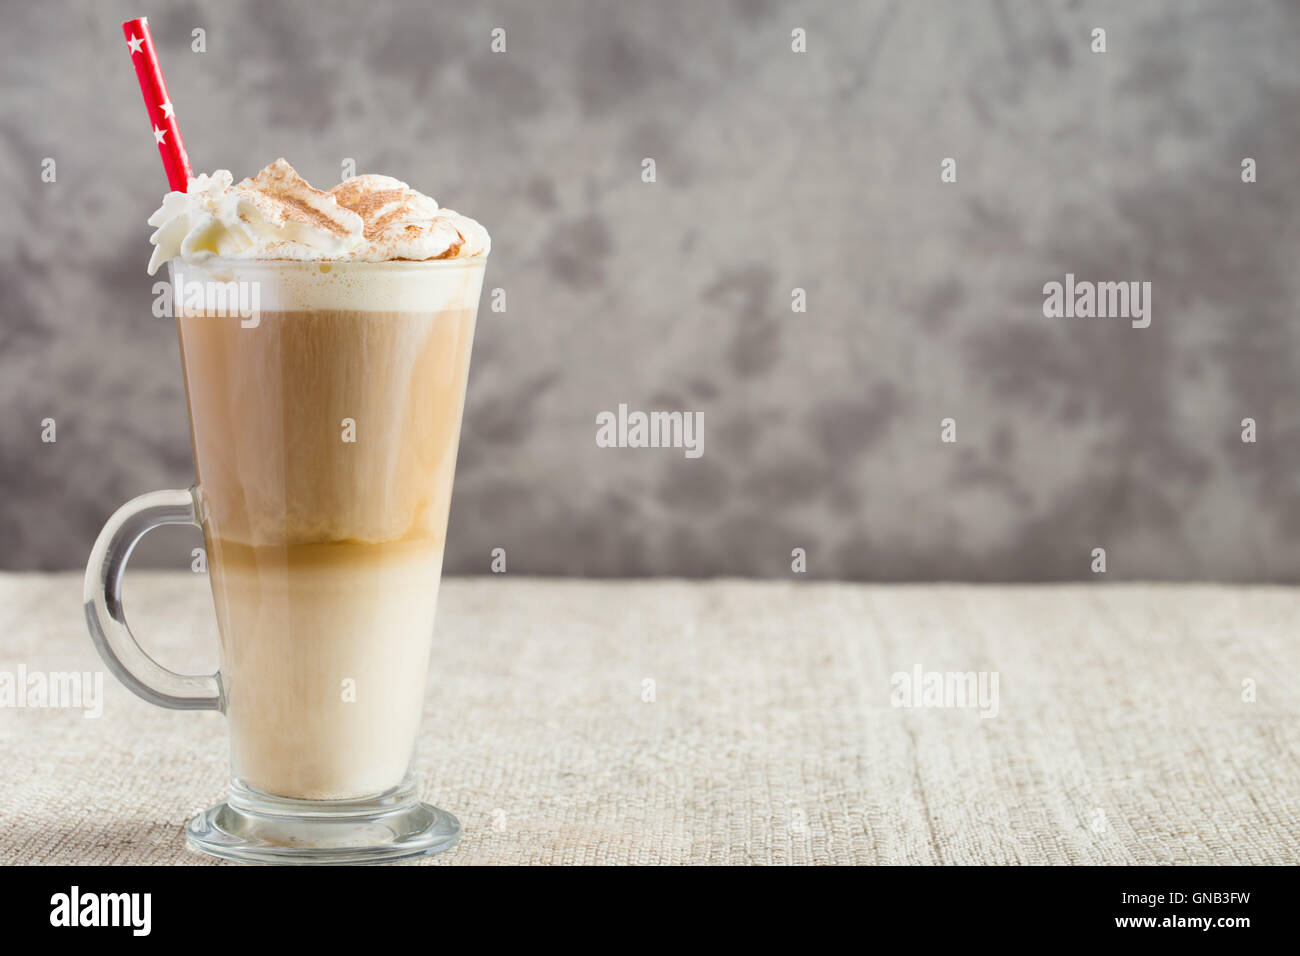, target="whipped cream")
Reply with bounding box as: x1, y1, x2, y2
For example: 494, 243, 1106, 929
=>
147, 159, 489, 275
